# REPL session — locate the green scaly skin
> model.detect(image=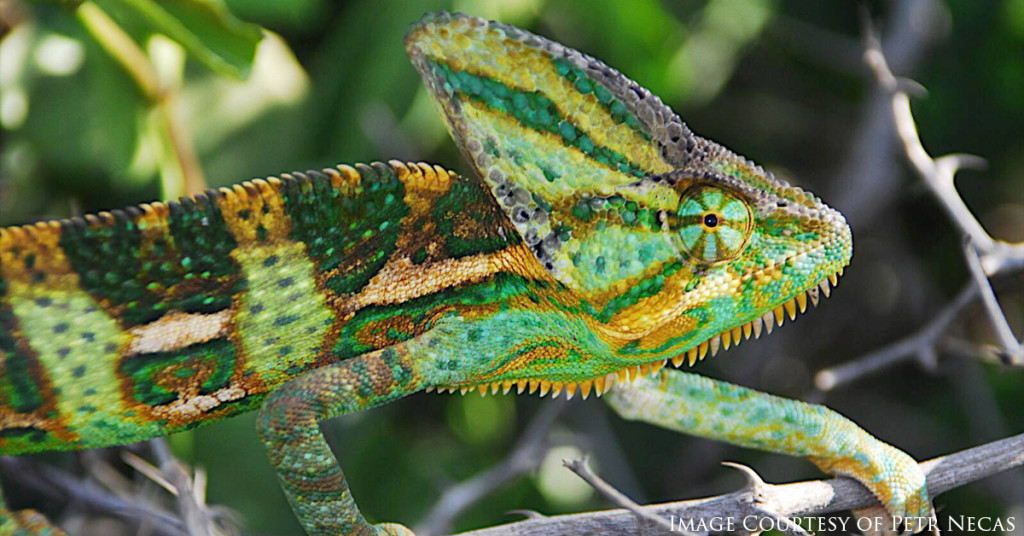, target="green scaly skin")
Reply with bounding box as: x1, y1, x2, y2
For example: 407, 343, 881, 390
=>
0, 12, 931, 536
